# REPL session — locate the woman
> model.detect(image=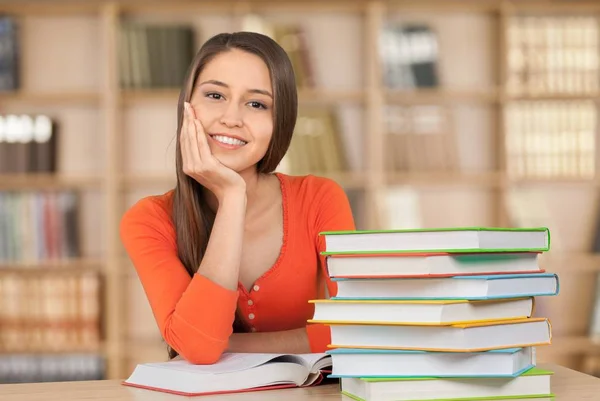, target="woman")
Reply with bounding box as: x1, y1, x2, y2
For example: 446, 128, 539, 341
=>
120, 31, 356, 365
